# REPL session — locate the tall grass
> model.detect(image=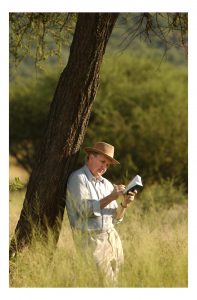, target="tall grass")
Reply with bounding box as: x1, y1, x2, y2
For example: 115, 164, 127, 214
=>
9, 182, 188, 287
